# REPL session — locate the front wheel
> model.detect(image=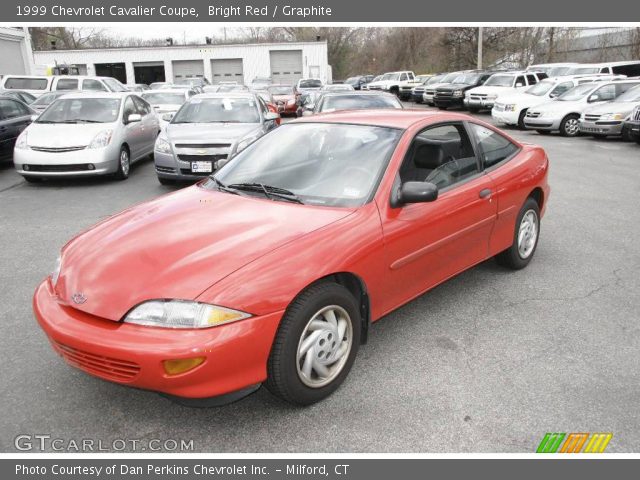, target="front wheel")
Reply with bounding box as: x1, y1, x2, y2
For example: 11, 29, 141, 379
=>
496, 197, 540, 270
560, 114, 580, 137
266, 282, 361, 405
114, 146, 130, 180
